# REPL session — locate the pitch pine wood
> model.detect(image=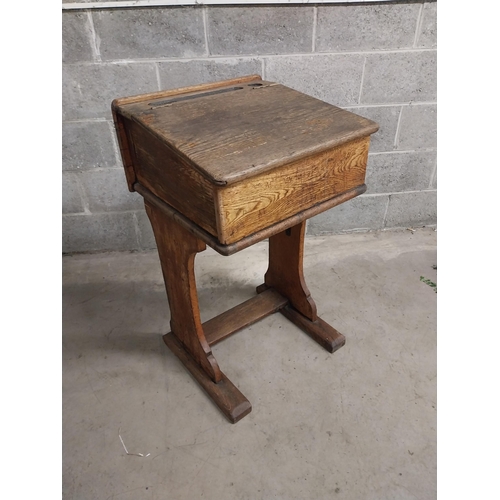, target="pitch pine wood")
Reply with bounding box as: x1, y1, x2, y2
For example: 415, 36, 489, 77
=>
279, 306, 346, 354
130, 120, 218, 237
203, 288, 288, 346
116, 78, 378, 185
111, 76, 379, 423
112, 110, 137, 191
112, 74, 262, 109
261, 221, 317, 321
256, 221, 346, 354
145, 201, 222, 383
135, 181, 366, 256
112, 75, 377, 247
111, 74, 262, 191
217, 136, 370, 244
163, 333, 252, 424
